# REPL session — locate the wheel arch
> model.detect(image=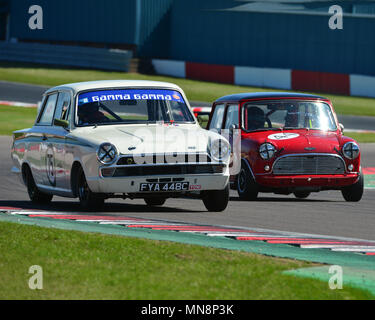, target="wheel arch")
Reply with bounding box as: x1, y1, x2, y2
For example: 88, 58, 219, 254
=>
21, 161, 32, 185
241, 157, 256, 181
70, 161, 84, 197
